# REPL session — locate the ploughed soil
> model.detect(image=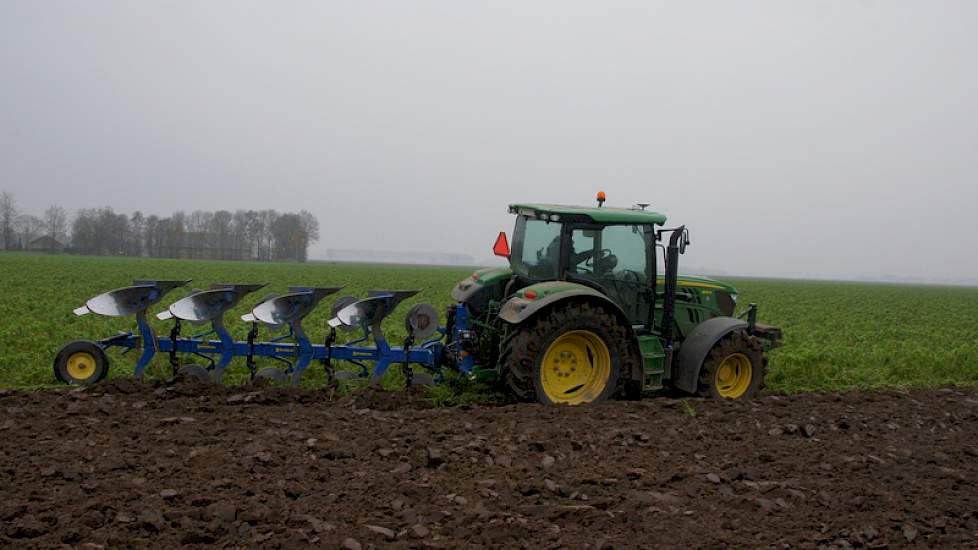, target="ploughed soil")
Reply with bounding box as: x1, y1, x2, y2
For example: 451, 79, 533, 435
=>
1, 381, 977, 549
